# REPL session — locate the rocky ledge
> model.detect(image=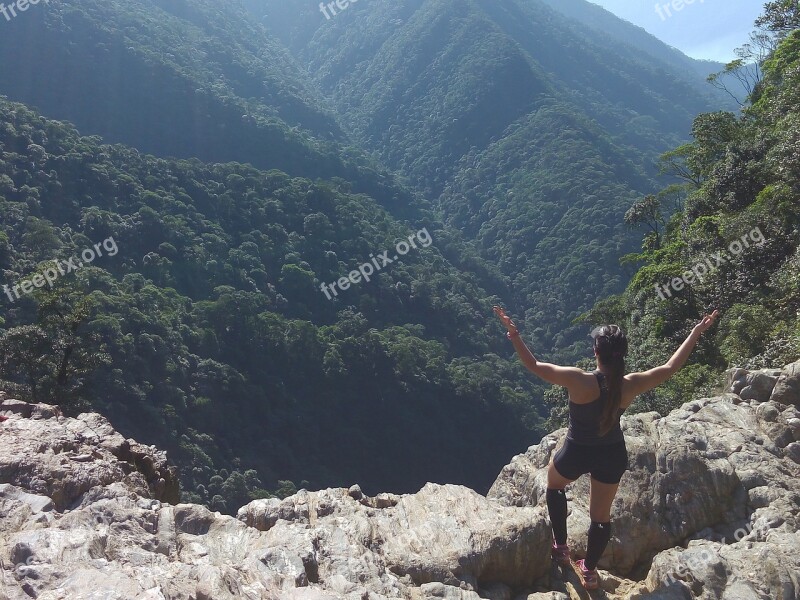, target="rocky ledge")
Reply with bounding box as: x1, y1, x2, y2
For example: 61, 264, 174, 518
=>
1, 361, 799, 600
